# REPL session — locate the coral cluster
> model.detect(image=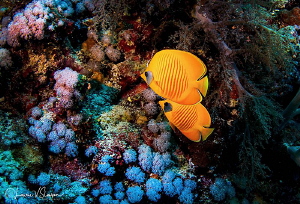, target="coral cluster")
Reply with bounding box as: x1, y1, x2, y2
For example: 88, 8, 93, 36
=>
0, 48, 12, 68
1, 0, 300, 203
281, 7, 300, 26
54, 67, 80, 108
